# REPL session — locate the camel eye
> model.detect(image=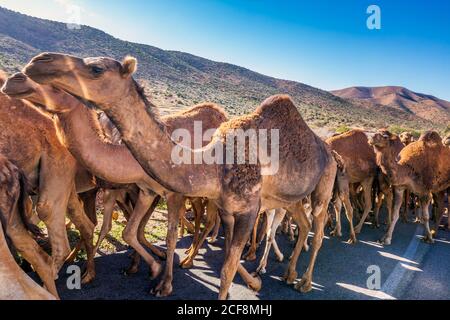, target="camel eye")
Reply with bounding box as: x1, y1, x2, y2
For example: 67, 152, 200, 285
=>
90, 66, 105, 76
